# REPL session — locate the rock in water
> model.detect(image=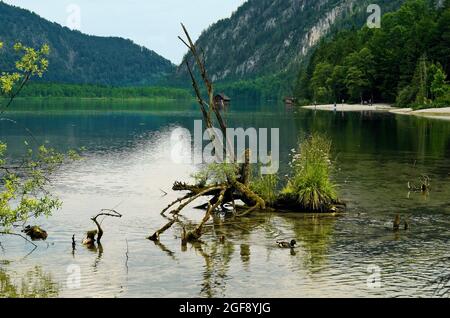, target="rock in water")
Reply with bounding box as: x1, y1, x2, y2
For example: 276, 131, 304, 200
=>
22, 225, 48, 240
82, 230, 97, 246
